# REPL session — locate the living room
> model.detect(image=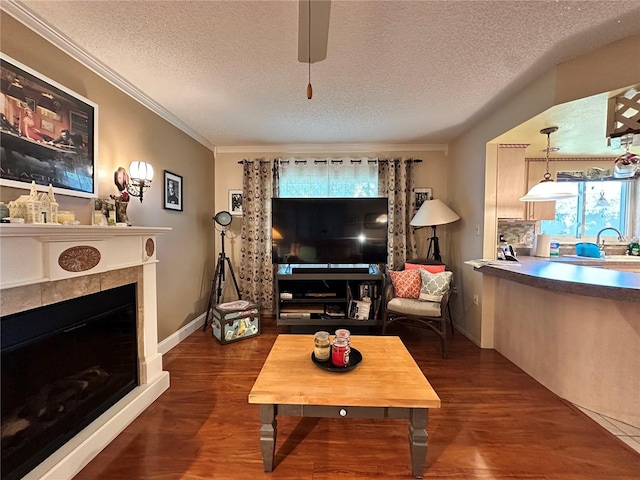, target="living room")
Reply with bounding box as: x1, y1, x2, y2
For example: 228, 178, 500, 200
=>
1, 1, 640, 478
